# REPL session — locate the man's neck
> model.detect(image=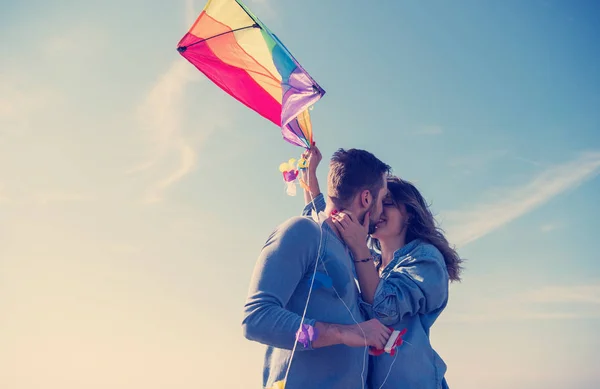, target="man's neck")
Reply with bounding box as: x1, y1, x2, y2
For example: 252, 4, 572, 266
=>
323, 199, 359, 241
324, 198, 347, 216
